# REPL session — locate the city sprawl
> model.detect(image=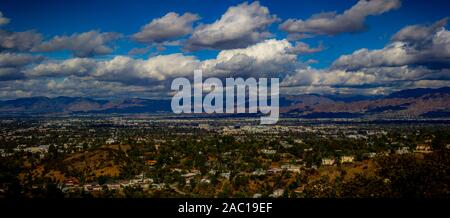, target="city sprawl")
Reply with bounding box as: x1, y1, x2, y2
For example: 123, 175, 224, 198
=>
1, 116, 449, 198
